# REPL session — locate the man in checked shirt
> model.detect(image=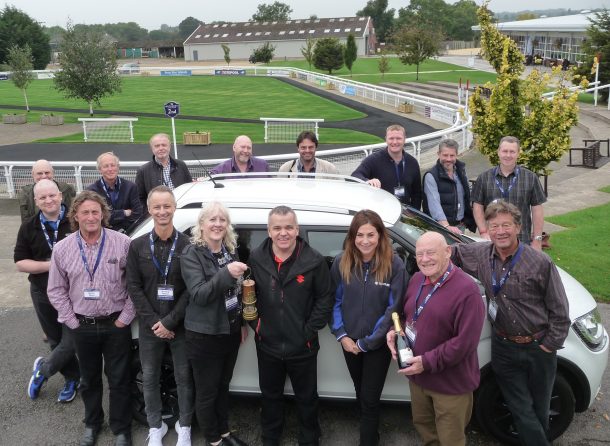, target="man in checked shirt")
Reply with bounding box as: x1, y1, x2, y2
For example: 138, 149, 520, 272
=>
48, 190, 135, 446
451, 200, 569, 446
